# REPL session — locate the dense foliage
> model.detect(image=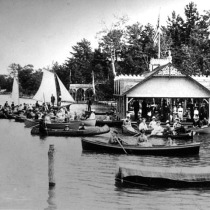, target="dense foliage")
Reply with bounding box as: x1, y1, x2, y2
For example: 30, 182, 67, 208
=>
1, 2, 210, 100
